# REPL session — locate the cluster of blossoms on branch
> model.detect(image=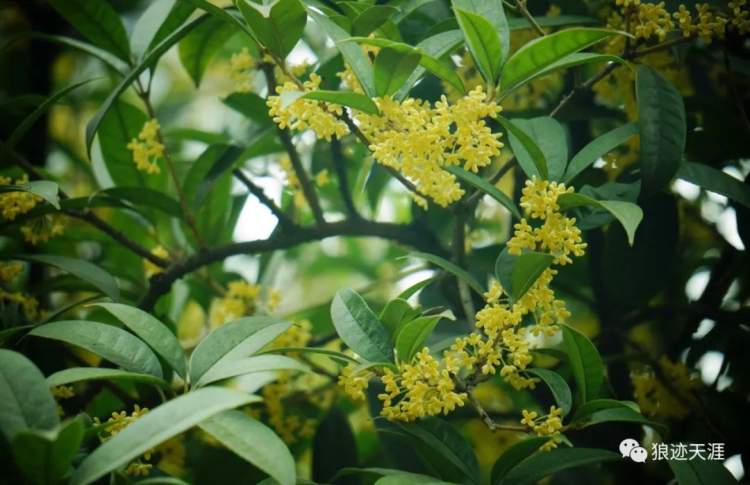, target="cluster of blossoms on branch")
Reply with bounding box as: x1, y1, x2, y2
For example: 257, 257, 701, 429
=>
631, 355, 702, 420
208, 279, 281, 329
0, 260, 38, 321
339, 179, 587, 450
0, 175, 66, 246
127, 118, 164, 175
